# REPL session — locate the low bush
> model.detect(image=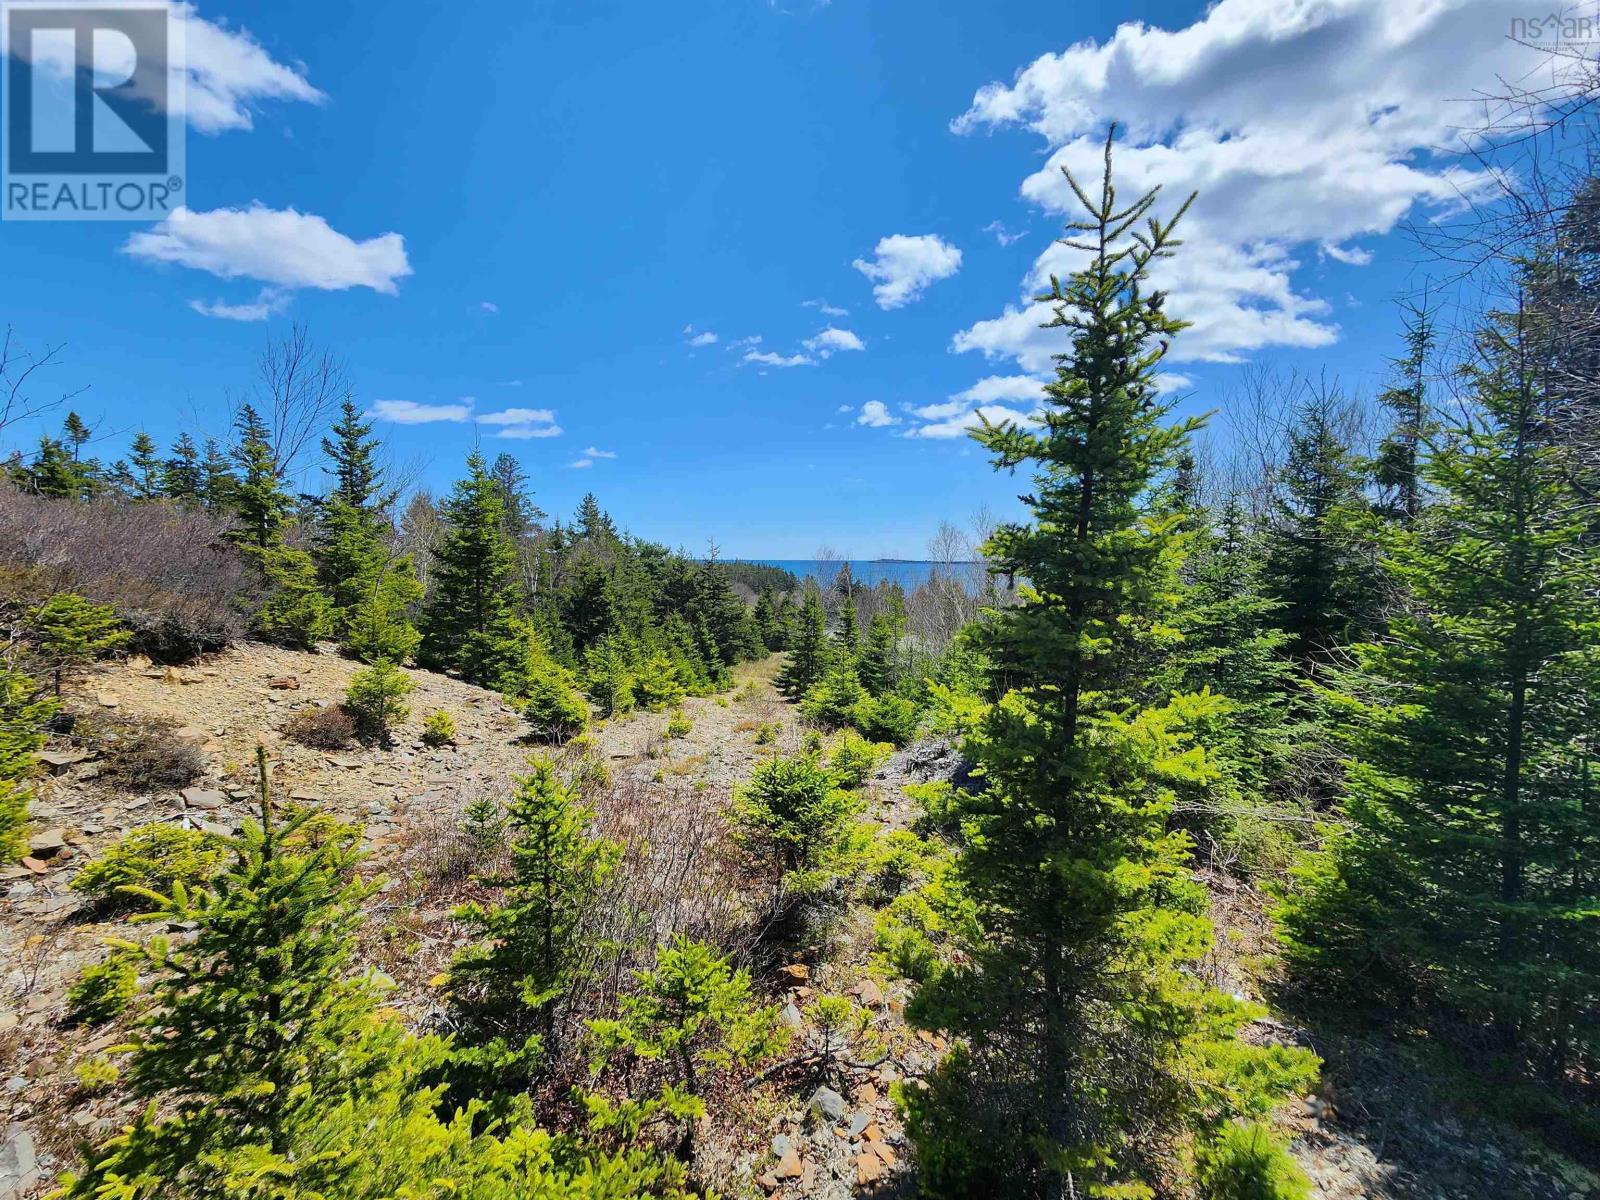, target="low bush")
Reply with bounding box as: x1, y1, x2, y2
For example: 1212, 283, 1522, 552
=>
849, 692, 921, 746
665, 708, 692, 739
422, 709, 457, 748
1194, 1121, 1312, 1200
66, 954, 138, 1025
345, 658, 414, 744
70, 823, 229, 910
0, 484, 251, 661
83, 712, 207, 792
800, 665, 867, 728
828, 731, 892, 789
73, 1055, 120, 1093
283, 704, 356, 750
